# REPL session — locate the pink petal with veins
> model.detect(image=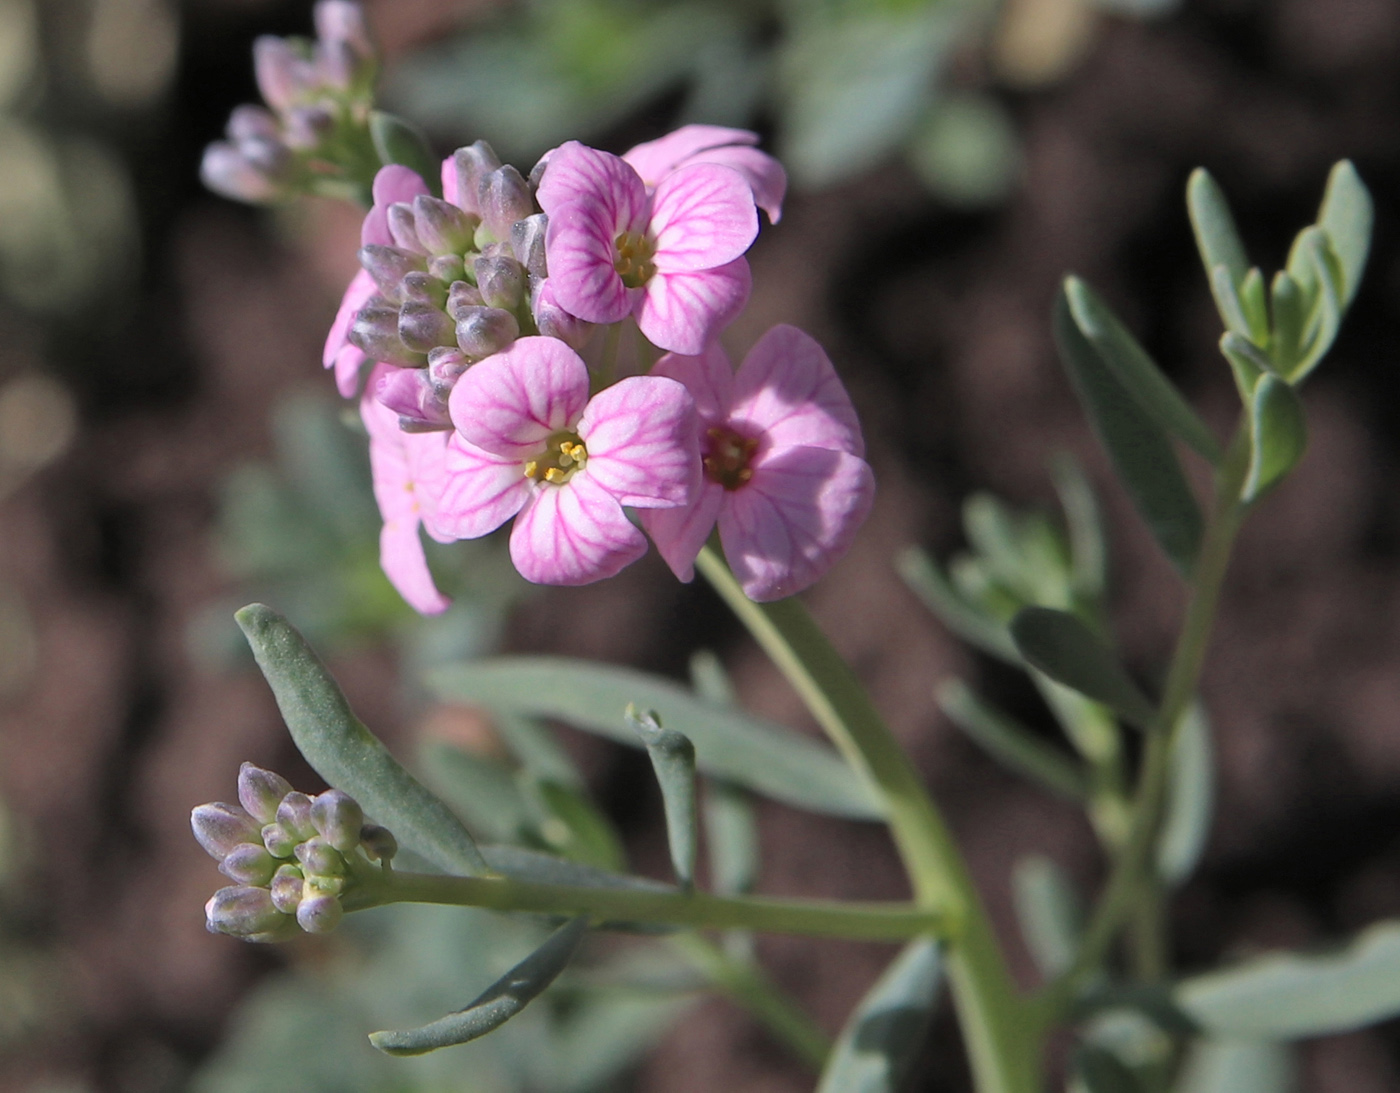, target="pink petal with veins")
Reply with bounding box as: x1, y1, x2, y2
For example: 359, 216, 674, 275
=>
636, 257, 751, 355
651, 342, 736, 424
535, 142, 648, 230
324, 268, 378, 395
510, 474, 647, 586
448, 337, 590, 459
719, 446, 875, 602
649, 164, 757, 273
691, 145, 787, 224
639, 481, 725, 583
435, 434, 531, 540
578, 375, 699, 508
730, 324, 865, 457
543, 200, 636, 323
623, 125, 759, 185
361, 165, 430, 246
